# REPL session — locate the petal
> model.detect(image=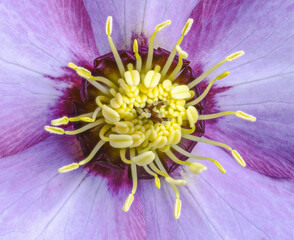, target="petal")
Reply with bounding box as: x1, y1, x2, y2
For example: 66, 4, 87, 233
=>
137, 144, 294, 239
83, 0, 201, 53
0, 0, 98, 157
182, 0, 294, 177
0, 136, 147, 240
